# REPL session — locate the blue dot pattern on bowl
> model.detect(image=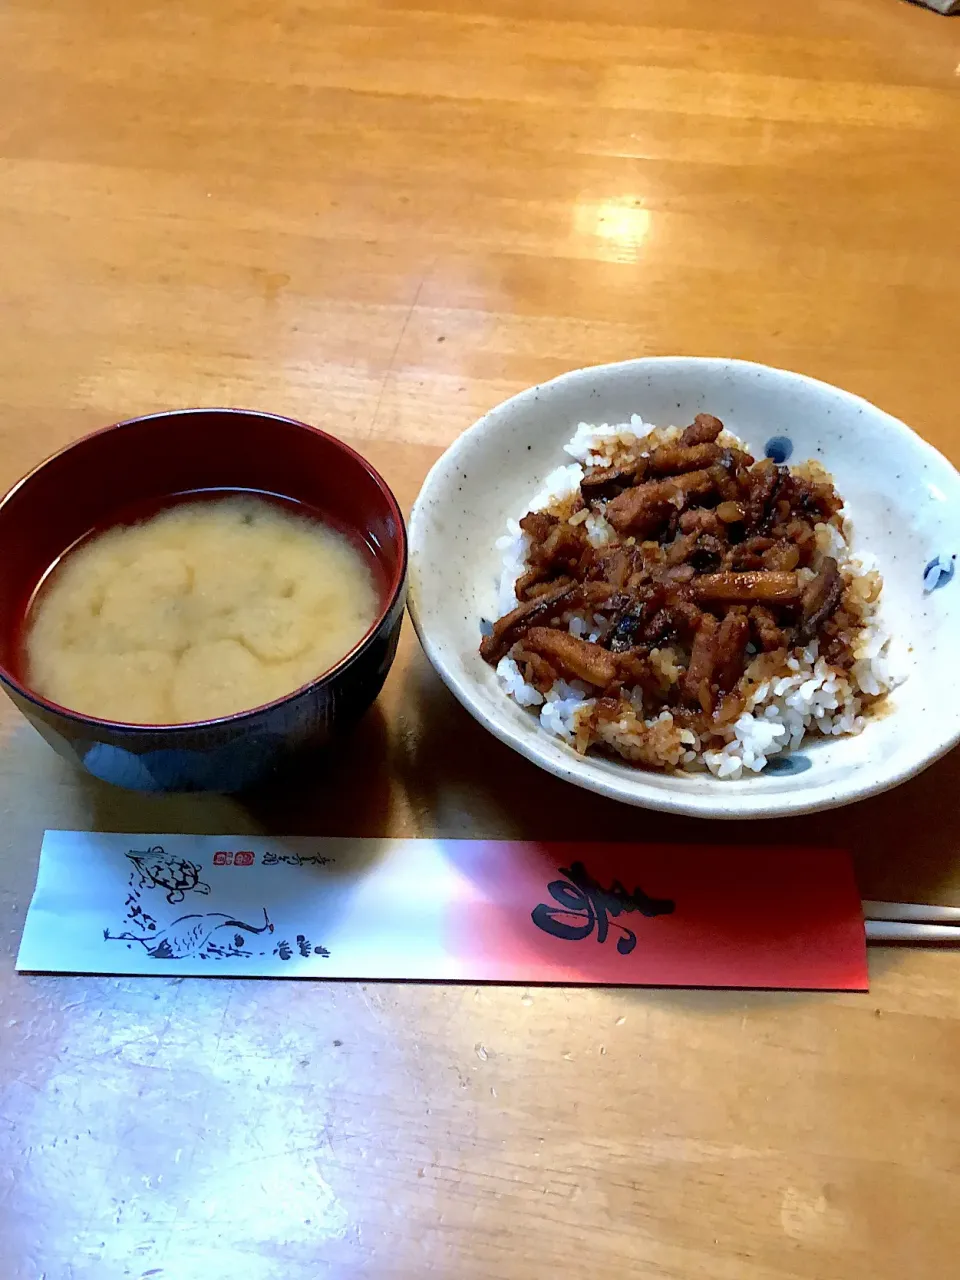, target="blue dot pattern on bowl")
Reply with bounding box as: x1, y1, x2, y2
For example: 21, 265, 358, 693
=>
763, 753, 811, 775
764, 436, 793, 464
83, 736, 286, 792
923, 555, 955, 593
